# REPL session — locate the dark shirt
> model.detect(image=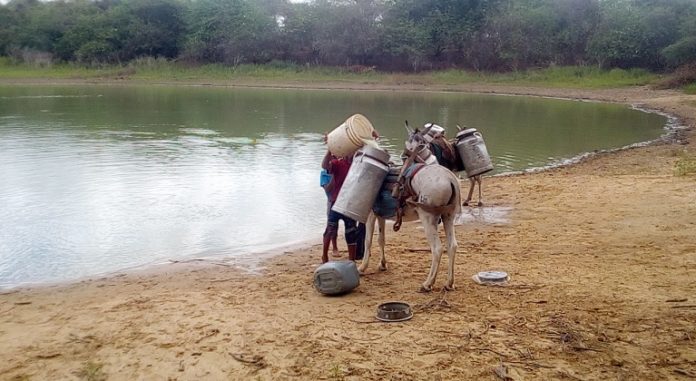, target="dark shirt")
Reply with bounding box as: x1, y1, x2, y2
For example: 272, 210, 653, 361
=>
328, 158, 351, 203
